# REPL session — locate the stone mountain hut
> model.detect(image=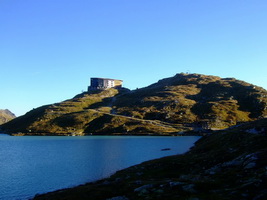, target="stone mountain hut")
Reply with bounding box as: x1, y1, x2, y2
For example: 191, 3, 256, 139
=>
88, 78, 123, 91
